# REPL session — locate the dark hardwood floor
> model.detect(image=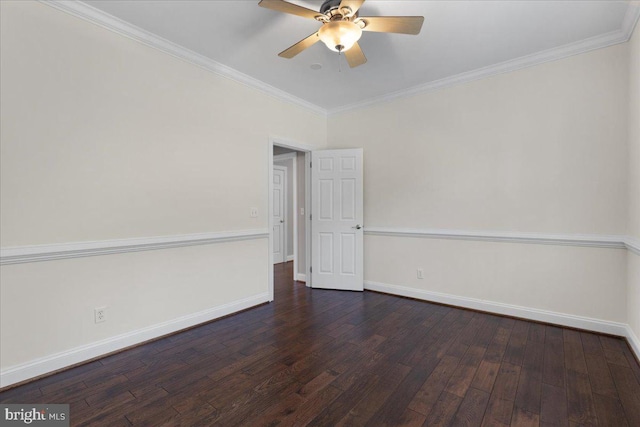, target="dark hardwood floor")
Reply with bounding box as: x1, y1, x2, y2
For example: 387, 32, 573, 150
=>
2, 261, 640, 426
